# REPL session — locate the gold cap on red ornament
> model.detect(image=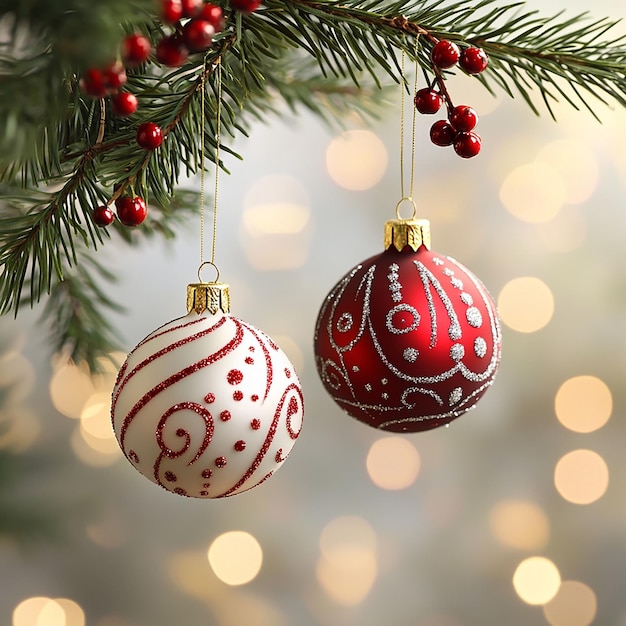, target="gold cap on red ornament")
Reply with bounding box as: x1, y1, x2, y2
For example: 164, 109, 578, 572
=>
384, 217, 431, 252
186, 282, 231, 314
